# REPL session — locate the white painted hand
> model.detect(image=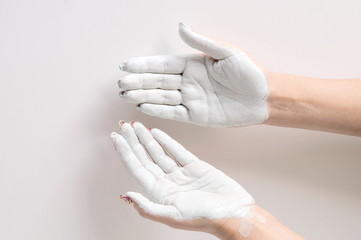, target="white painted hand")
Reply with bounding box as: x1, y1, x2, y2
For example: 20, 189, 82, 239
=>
111, 122, 254, 232
118, 23, 269, 127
